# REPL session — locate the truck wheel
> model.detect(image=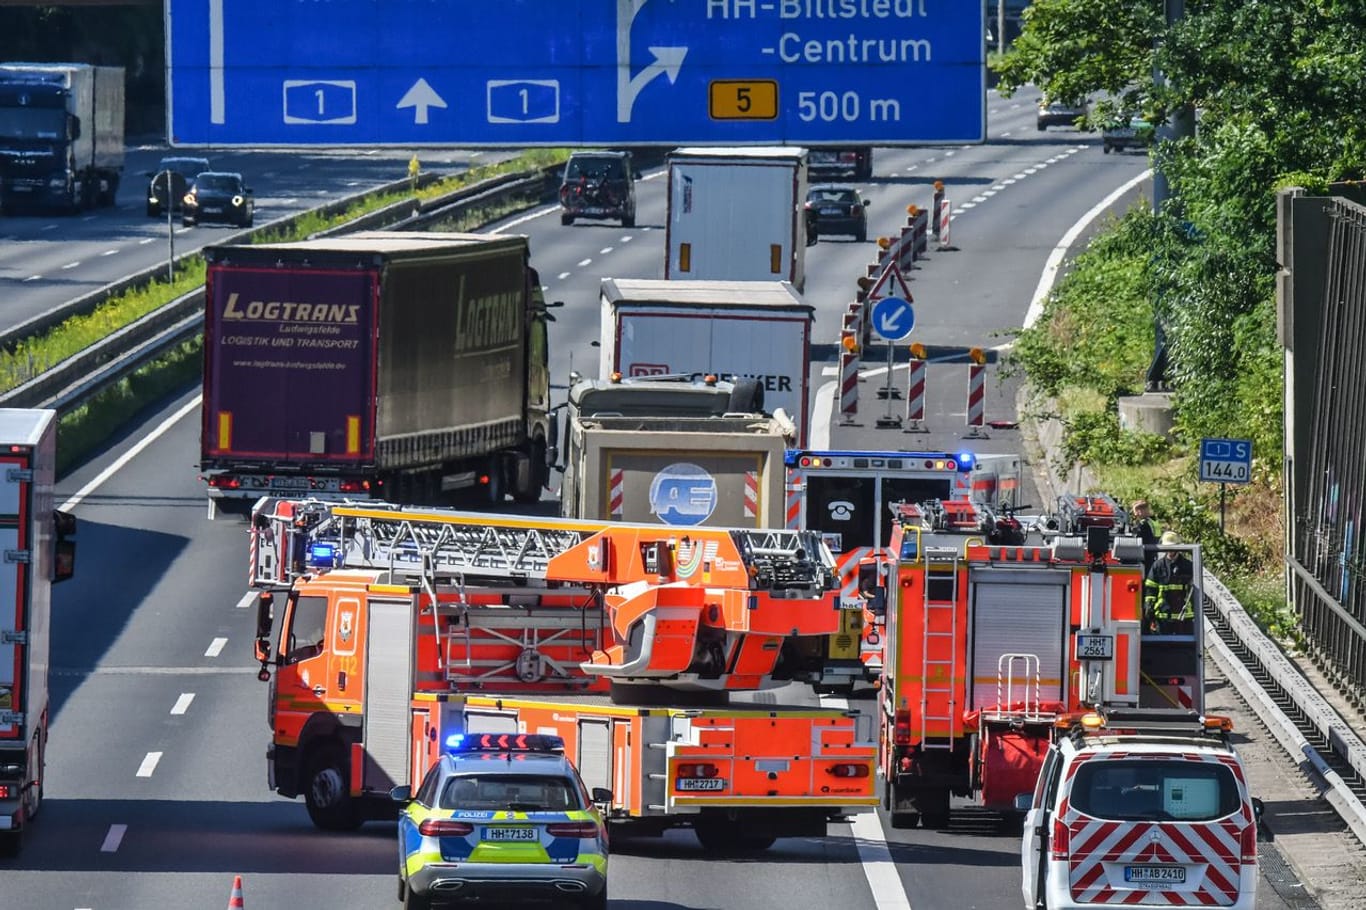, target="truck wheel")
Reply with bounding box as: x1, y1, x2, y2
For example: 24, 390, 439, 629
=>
561, 213, 574, 226
512, 439, 547, 504
622, 212, 635, 228
304, 744, 362, 831
727, 378, 764, 414
916, 788, 952, 829
889, 810, 920, 829
484, 458, 505, 504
